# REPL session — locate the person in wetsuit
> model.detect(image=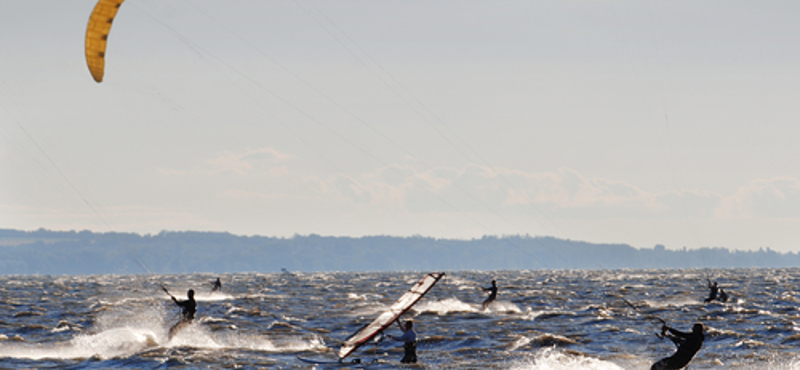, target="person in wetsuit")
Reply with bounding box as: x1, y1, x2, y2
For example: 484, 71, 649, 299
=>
718, 288, 728, 302
211, 278, 222, 292
651, 323, 704, 370
164, 288, 196, 339
704, 280, 718, 303
389, 318, 417, 364
482, 280, 498, 310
